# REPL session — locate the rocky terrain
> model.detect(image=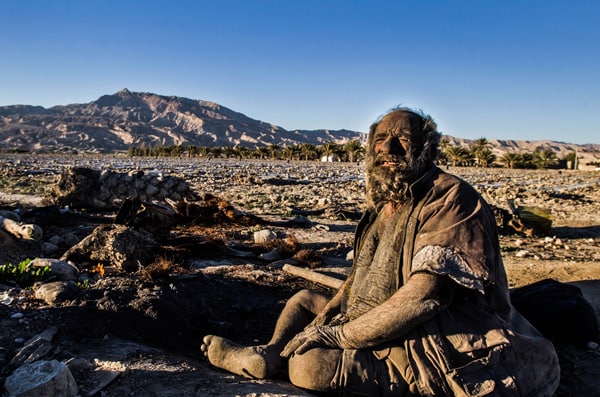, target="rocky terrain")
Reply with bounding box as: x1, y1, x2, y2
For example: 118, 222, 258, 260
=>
0, 154, 599, 396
